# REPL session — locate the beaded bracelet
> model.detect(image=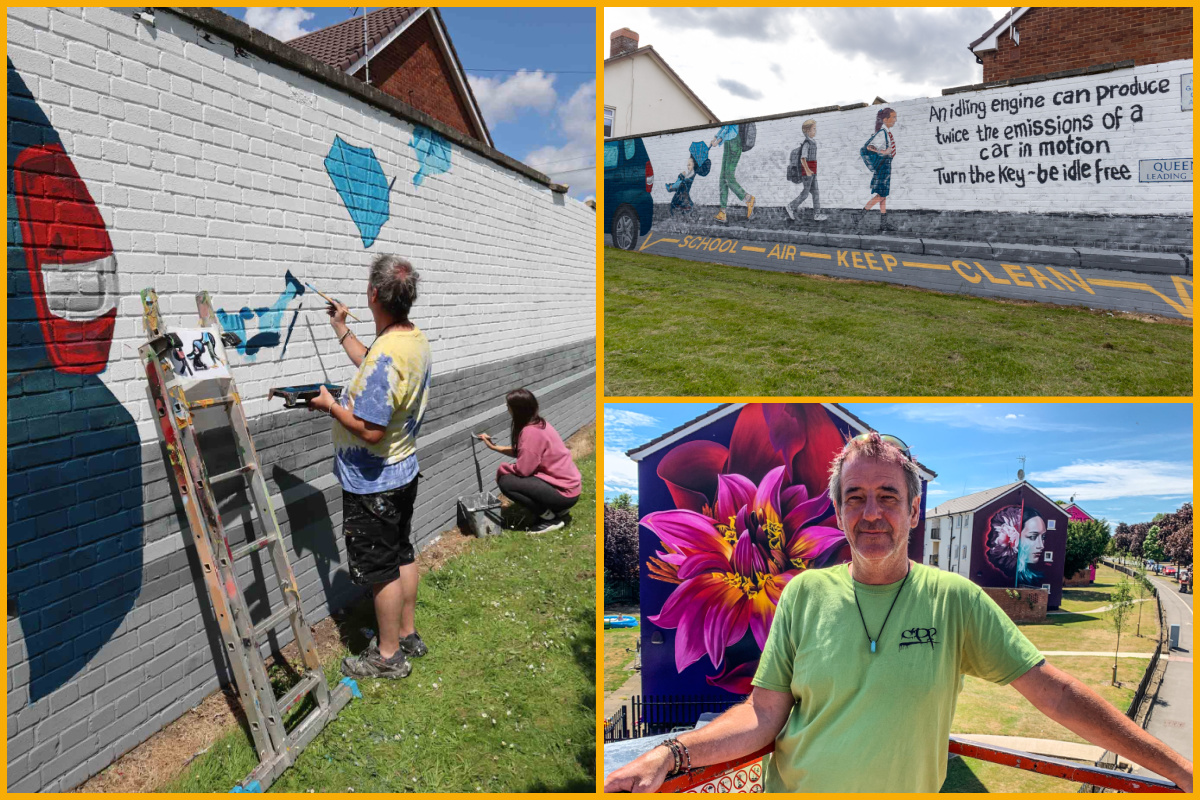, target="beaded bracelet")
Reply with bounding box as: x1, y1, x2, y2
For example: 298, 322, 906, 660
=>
338, 329, 353, 345
660, 737, 692, 777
